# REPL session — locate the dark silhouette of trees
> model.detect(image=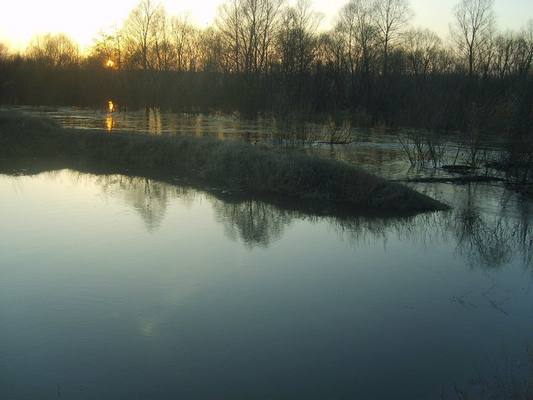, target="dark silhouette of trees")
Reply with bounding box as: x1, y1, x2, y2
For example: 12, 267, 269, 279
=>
216, 0, 284, 75
171, 15, 201, 72
451, 0, 495, 78
403, 28, 445, 77
336, 0, 378, 91
276, 0, 321, 76
373, 0, 412, 77
0, 43, 8, 61
121, 0, 161, 71
0, 0, 531, 135
26, 33, 79, 67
